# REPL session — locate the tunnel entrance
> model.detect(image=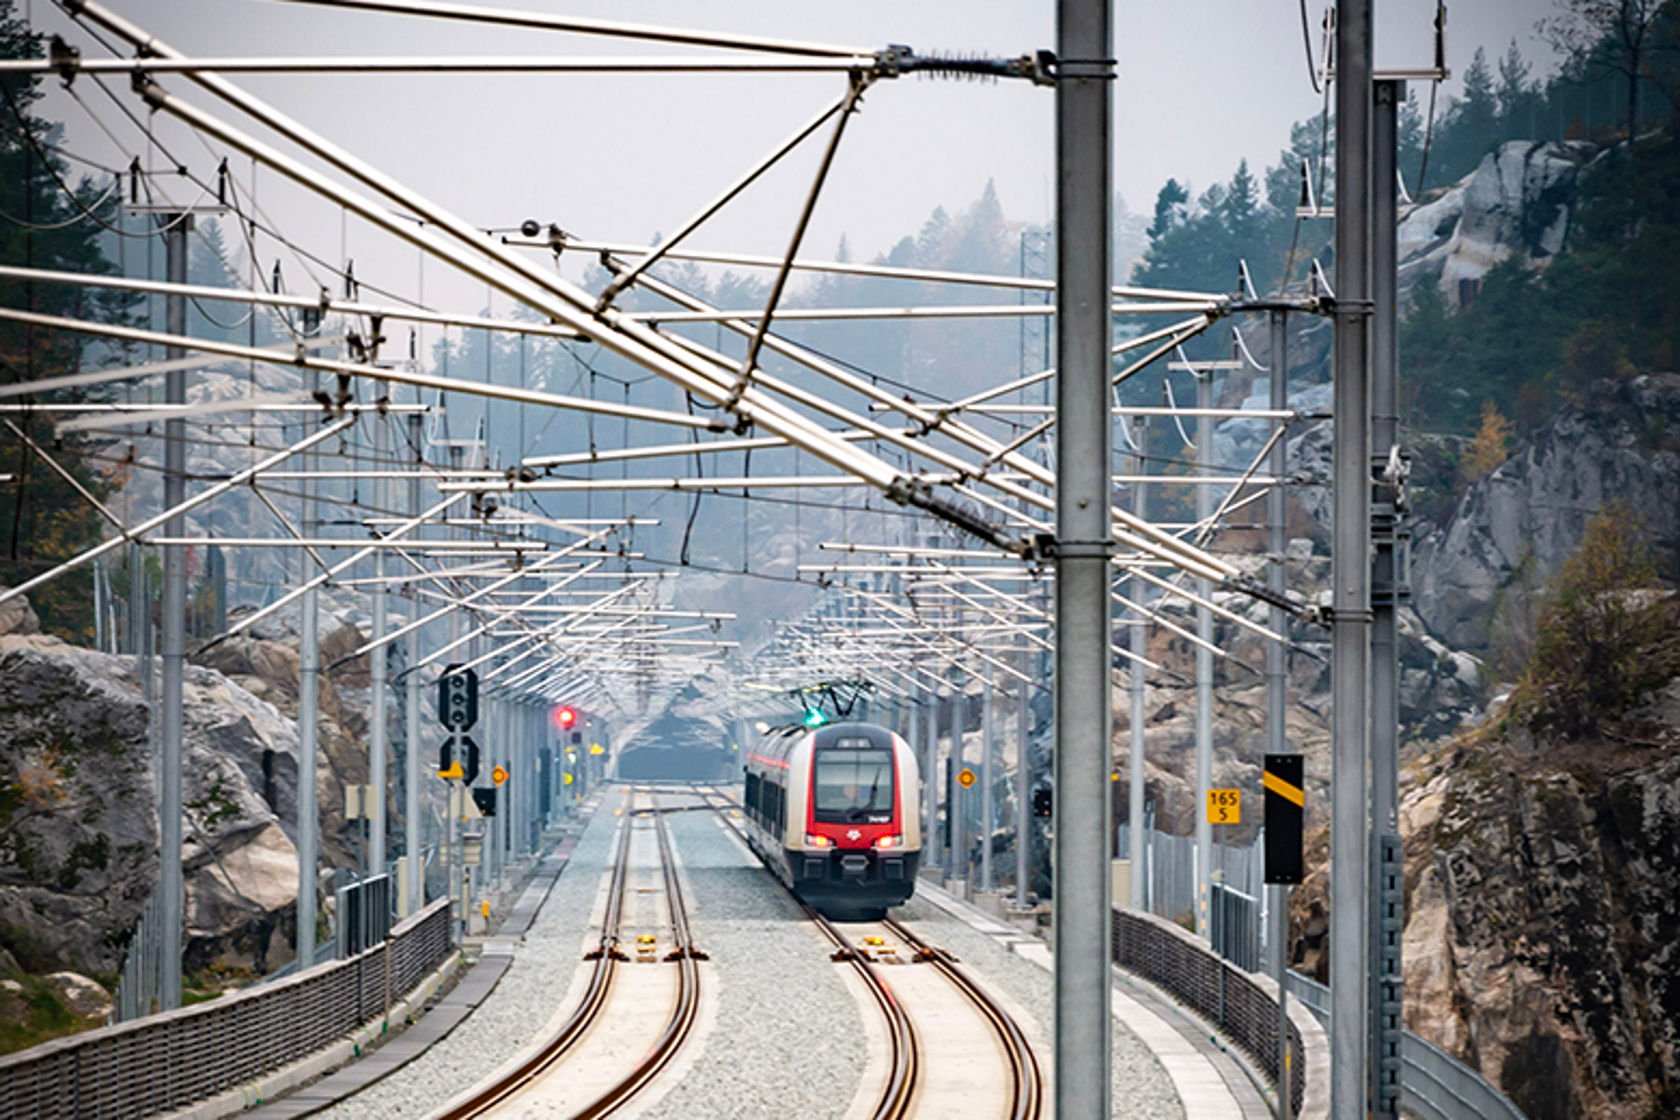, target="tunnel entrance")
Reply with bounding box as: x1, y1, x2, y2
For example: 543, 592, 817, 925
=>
617, 745, 734, 782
